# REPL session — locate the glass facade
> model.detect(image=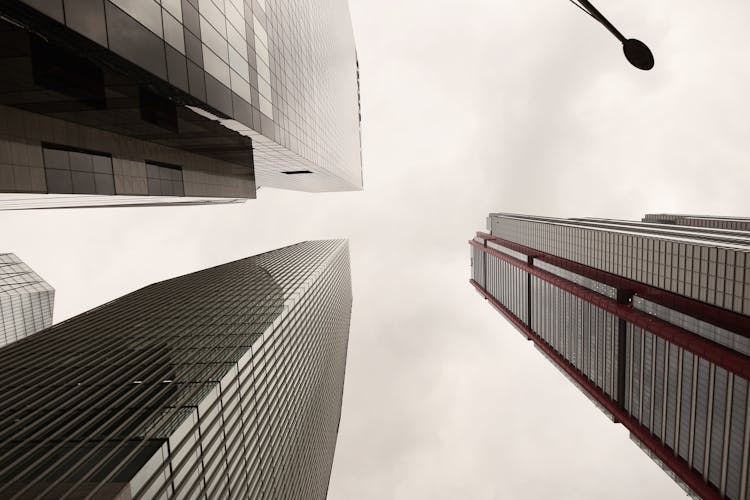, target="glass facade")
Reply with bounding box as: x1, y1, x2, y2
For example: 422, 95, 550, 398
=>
180, 0, 363, 192
0, 253, 54, 347
0, 0, 361, 208
471, 213, 750, 500
0, 240, 352, 499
